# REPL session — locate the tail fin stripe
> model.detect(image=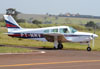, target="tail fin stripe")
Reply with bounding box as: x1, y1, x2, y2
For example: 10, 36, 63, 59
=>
5, 20, 20, 28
